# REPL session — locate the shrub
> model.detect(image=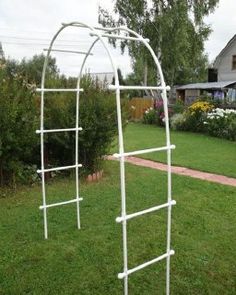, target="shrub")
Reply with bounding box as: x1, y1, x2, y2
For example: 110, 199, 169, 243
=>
44, 76, 125, 176
172, 99, 185, 114
170, 113, 186, 130
0, 60, 38, 186
143, 107, 157, 124
0, 58, 127, 186
183, 100, 213, 132
204, 108, 236, 141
